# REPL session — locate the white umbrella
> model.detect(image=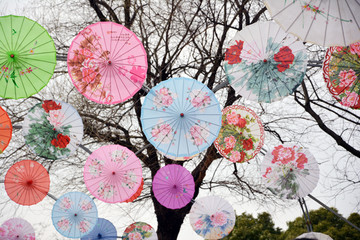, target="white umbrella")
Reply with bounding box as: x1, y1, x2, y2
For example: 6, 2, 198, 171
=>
189, 196, 235, 239
265, 0, 360, 47
296, 231, 333, 240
